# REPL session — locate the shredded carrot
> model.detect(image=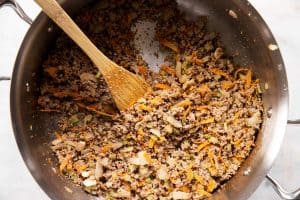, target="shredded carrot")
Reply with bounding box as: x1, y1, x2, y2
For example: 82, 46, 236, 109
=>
74, 164, 87, 172
210, 68, 231, 80
143, 152, 152, 164
198, 117, 215, 125
174, 99, 192, 108
184, 54, 195, 62
195, 174, 206, 185
159, 39, 179, 53
126, 133, 132, 140
159, 136, 166, 142
197, 141, 210, 152
99, 144, 113, 153
160, 64, 176, 75
186, 168, 194, 181
117, 172, 127, 177
197, 188, 212, 197
55, 132, 62, 140
148, 140, 155, 149
66, 163, 73, 171
233, 137, 243, 148
150, 96, 163, 105
138, 128, 144, 136
124, 184, 132, 193
207, 151, 218, 176
209, 101, 223, 106
194, 58, 204, 65
196, 105, 209, 111
232, 156, 243, 163
221, 80, 234, 90
138, 180, 146, 187
154, 83, 171, 90
198, 84, 212, 96
138, 104, 153, 112
233, 111, 240, 125
136, 128, 144, 142
245, 70, 252, 89
179, 186, 190, 193
167, 186, 175, 193
182, 106, 191, 120
77, 103, 114, 118
170, 177, 178, 185
207, 151, 215, 165
188, 85, 195, 91
208, 167, 217, 176
137, 65, 148, 75
44, 67, 58, 78
60, 154, 72, 172
207, 179, 217, 192
148, 136, 157, 148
